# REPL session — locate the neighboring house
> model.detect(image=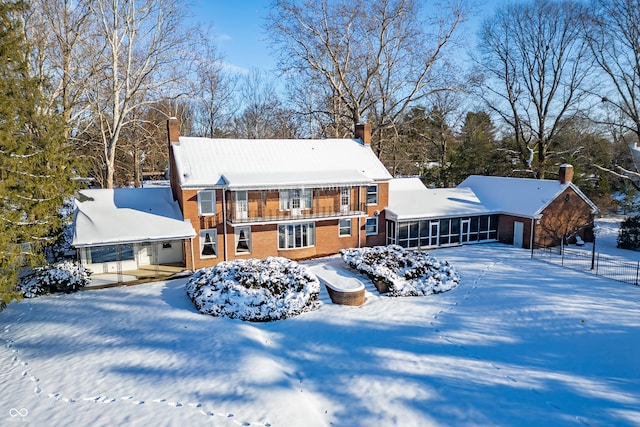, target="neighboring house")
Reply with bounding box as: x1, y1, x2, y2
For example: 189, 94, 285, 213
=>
385, 164, 598, 250
72, 187, 195, 274
166, 119, 391, 270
